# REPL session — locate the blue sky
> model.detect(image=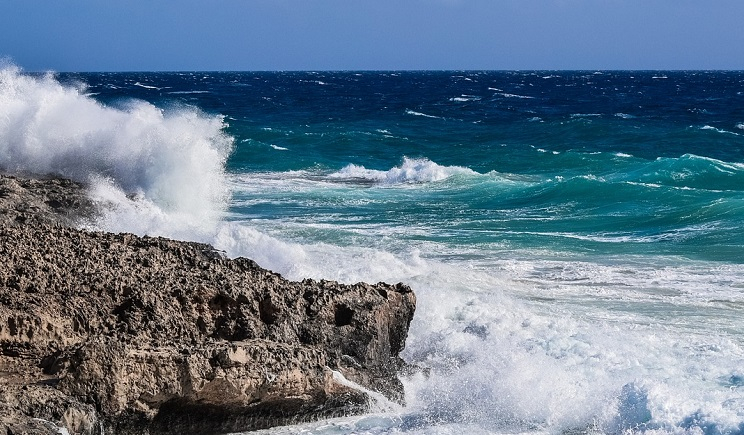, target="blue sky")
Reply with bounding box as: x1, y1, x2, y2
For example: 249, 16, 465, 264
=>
1, 0, 743, 71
